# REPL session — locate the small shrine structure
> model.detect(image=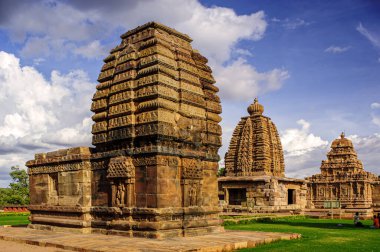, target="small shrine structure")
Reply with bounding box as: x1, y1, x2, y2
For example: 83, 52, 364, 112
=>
306, 133, 380, 217
218, 99, 307, 213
